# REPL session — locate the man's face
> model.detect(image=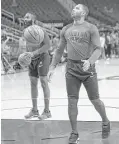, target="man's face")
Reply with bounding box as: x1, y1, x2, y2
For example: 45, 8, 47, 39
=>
71, 4, 85, 19
24, 13, 33, 27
